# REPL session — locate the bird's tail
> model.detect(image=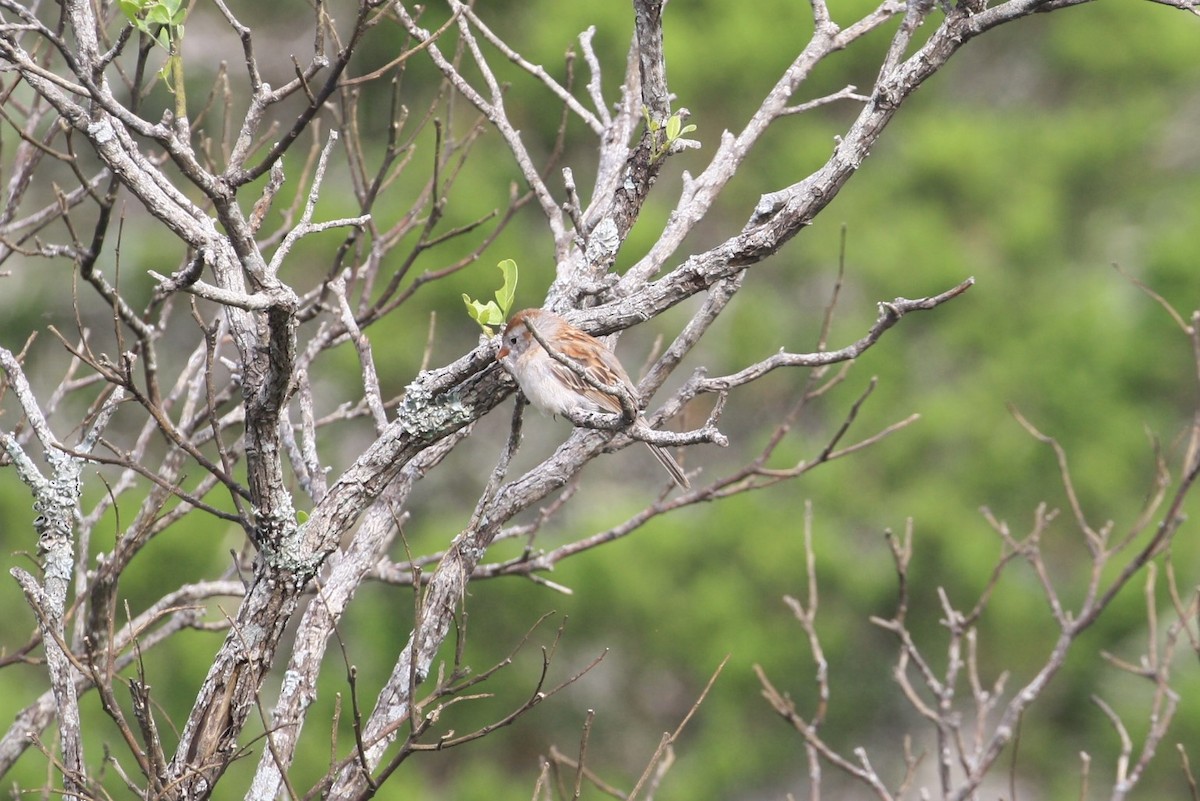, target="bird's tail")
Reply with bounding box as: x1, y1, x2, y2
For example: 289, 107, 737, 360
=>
646, 443, 690, 490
